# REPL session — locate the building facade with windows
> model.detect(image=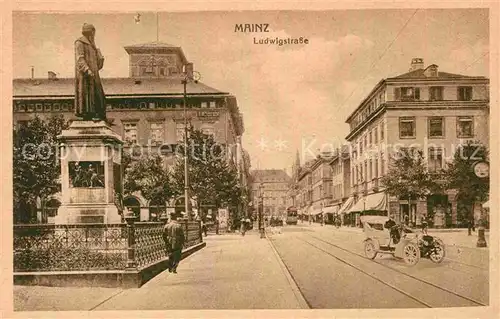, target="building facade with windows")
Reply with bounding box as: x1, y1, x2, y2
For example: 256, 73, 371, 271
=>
308, 154, 333, 221
250, 169, 291, 219
326, 146, 352, 224
344, 58, 489, 227
13, 41, 246, 222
